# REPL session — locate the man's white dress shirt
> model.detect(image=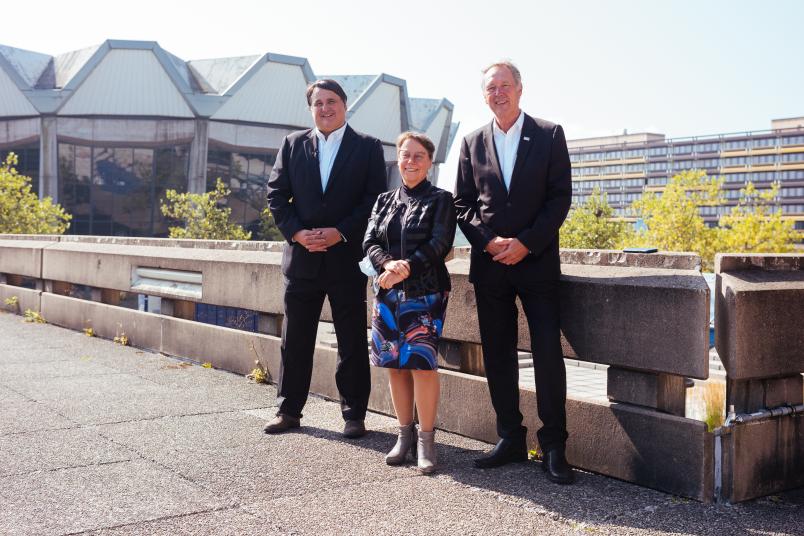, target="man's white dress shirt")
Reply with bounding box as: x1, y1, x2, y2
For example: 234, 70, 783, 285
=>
315, 122, 347, 191
492, 111, 525, 191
